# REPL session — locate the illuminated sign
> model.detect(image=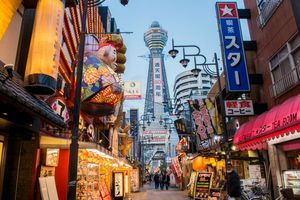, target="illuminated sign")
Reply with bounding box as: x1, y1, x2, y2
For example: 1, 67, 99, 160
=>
216, 2, 250, 92
225, 100, 254, 116
130, 109, 138, 136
